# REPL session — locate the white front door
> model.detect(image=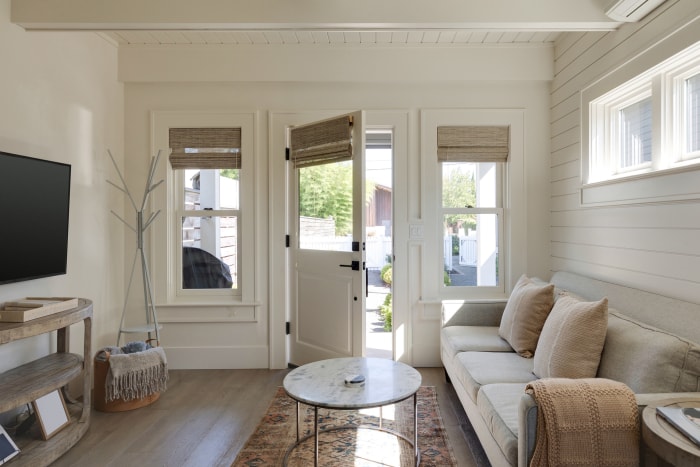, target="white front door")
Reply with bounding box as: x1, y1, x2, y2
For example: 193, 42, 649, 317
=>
288, 111, 366, 366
